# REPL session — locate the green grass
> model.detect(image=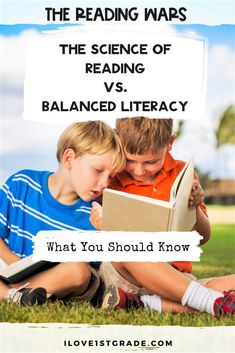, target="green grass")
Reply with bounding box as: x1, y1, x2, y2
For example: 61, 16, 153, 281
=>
206, 205, 235, 210
193, 224, 235, 278
1, 301, 234, 326
0, 224, 235, 326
